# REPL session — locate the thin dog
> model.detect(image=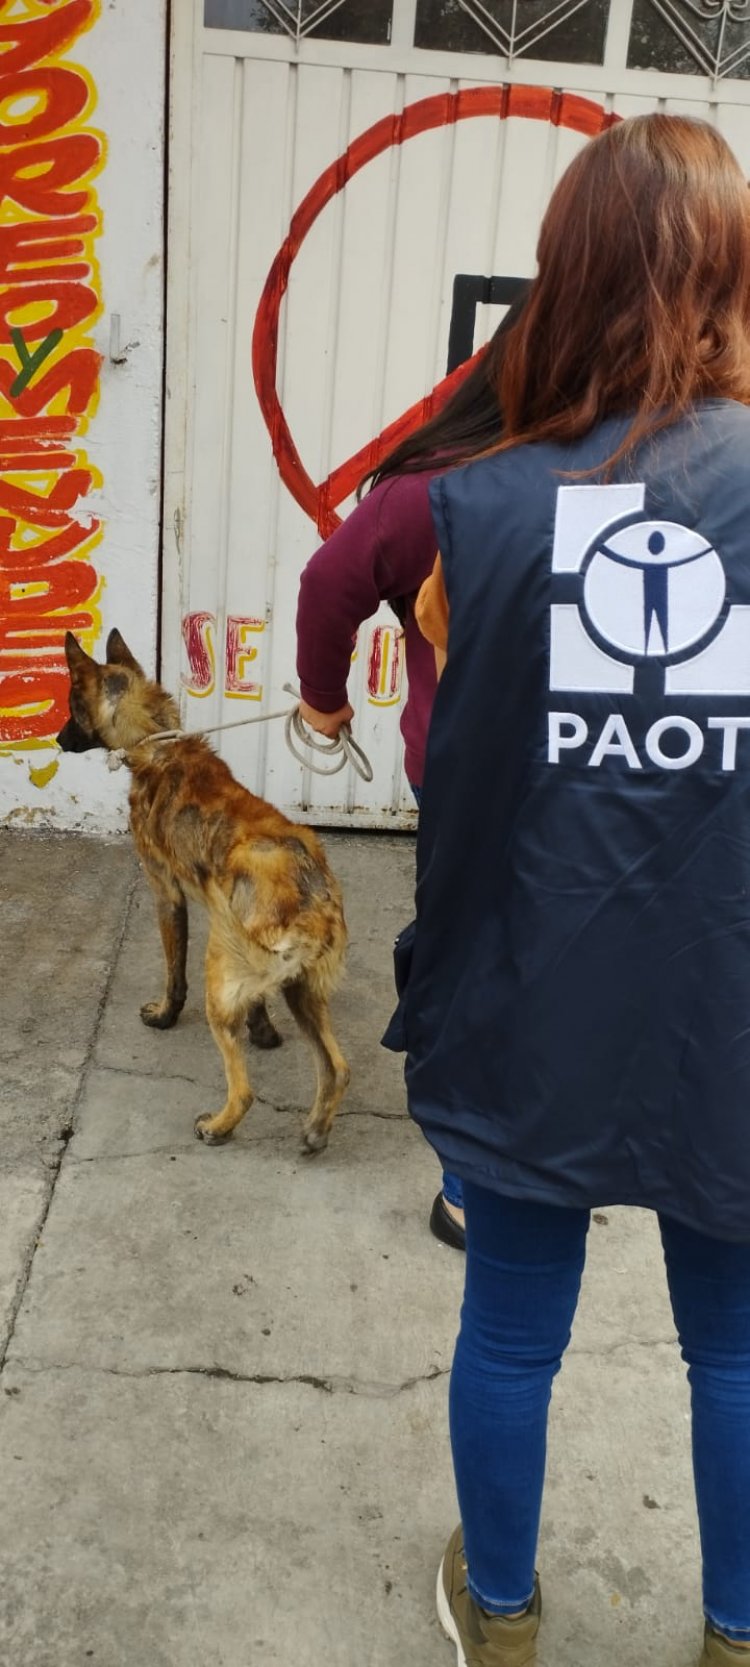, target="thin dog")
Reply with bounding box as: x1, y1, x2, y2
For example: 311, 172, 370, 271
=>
57, 629, 350, 1151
